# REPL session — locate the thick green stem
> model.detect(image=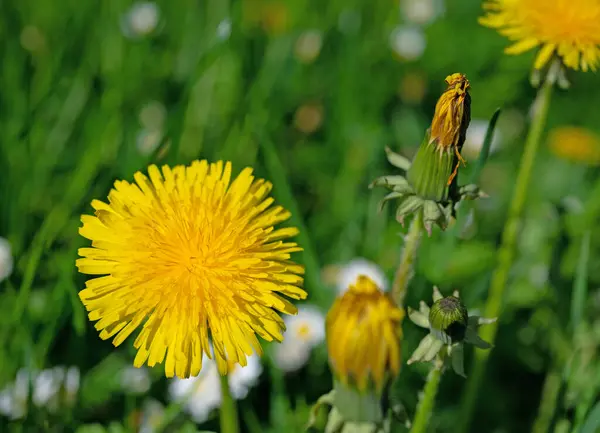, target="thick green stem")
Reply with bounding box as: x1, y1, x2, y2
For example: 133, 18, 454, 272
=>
220, 374, 239, 433
531, 367, 562, 433
410, 362, 443, 433
458, 67, 555, 432
392, 210, 423, 307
